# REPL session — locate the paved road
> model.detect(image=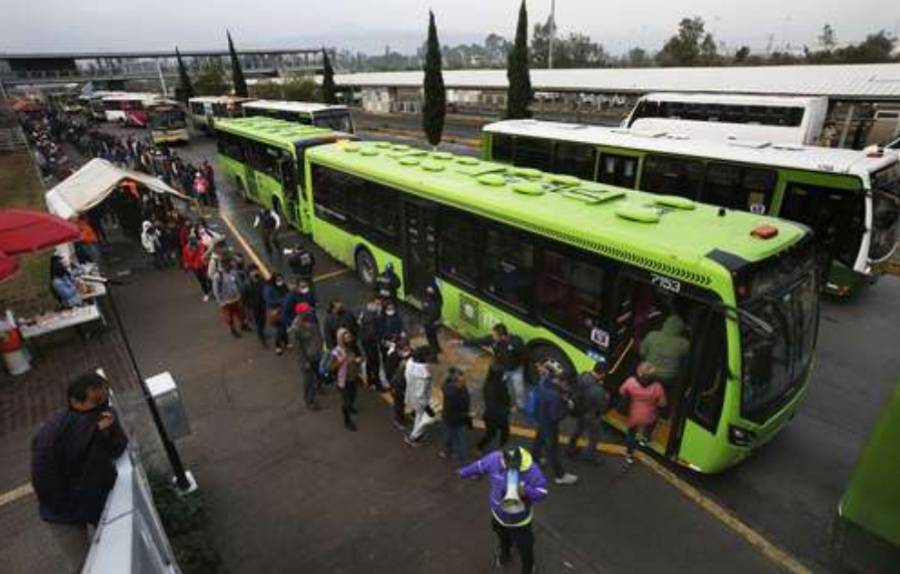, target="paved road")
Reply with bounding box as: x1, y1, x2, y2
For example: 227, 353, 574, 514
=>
99, 120, 900, 572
